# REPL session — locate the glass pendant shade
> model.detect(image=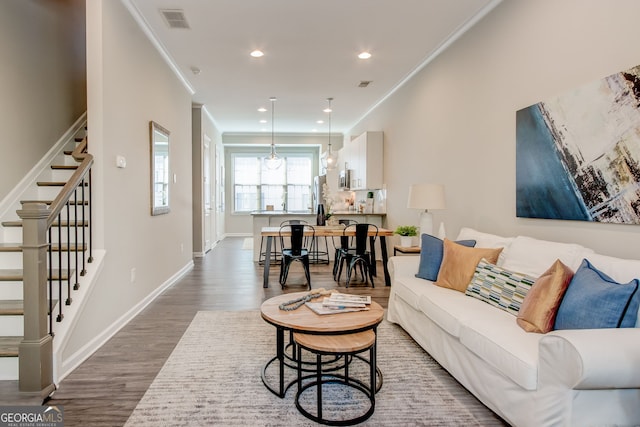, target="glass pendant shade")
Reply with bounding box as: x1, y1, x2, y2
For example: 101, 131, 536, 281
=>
265, 147, 283, 170
264, 97, 282, 170
322, 97, 337, 171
